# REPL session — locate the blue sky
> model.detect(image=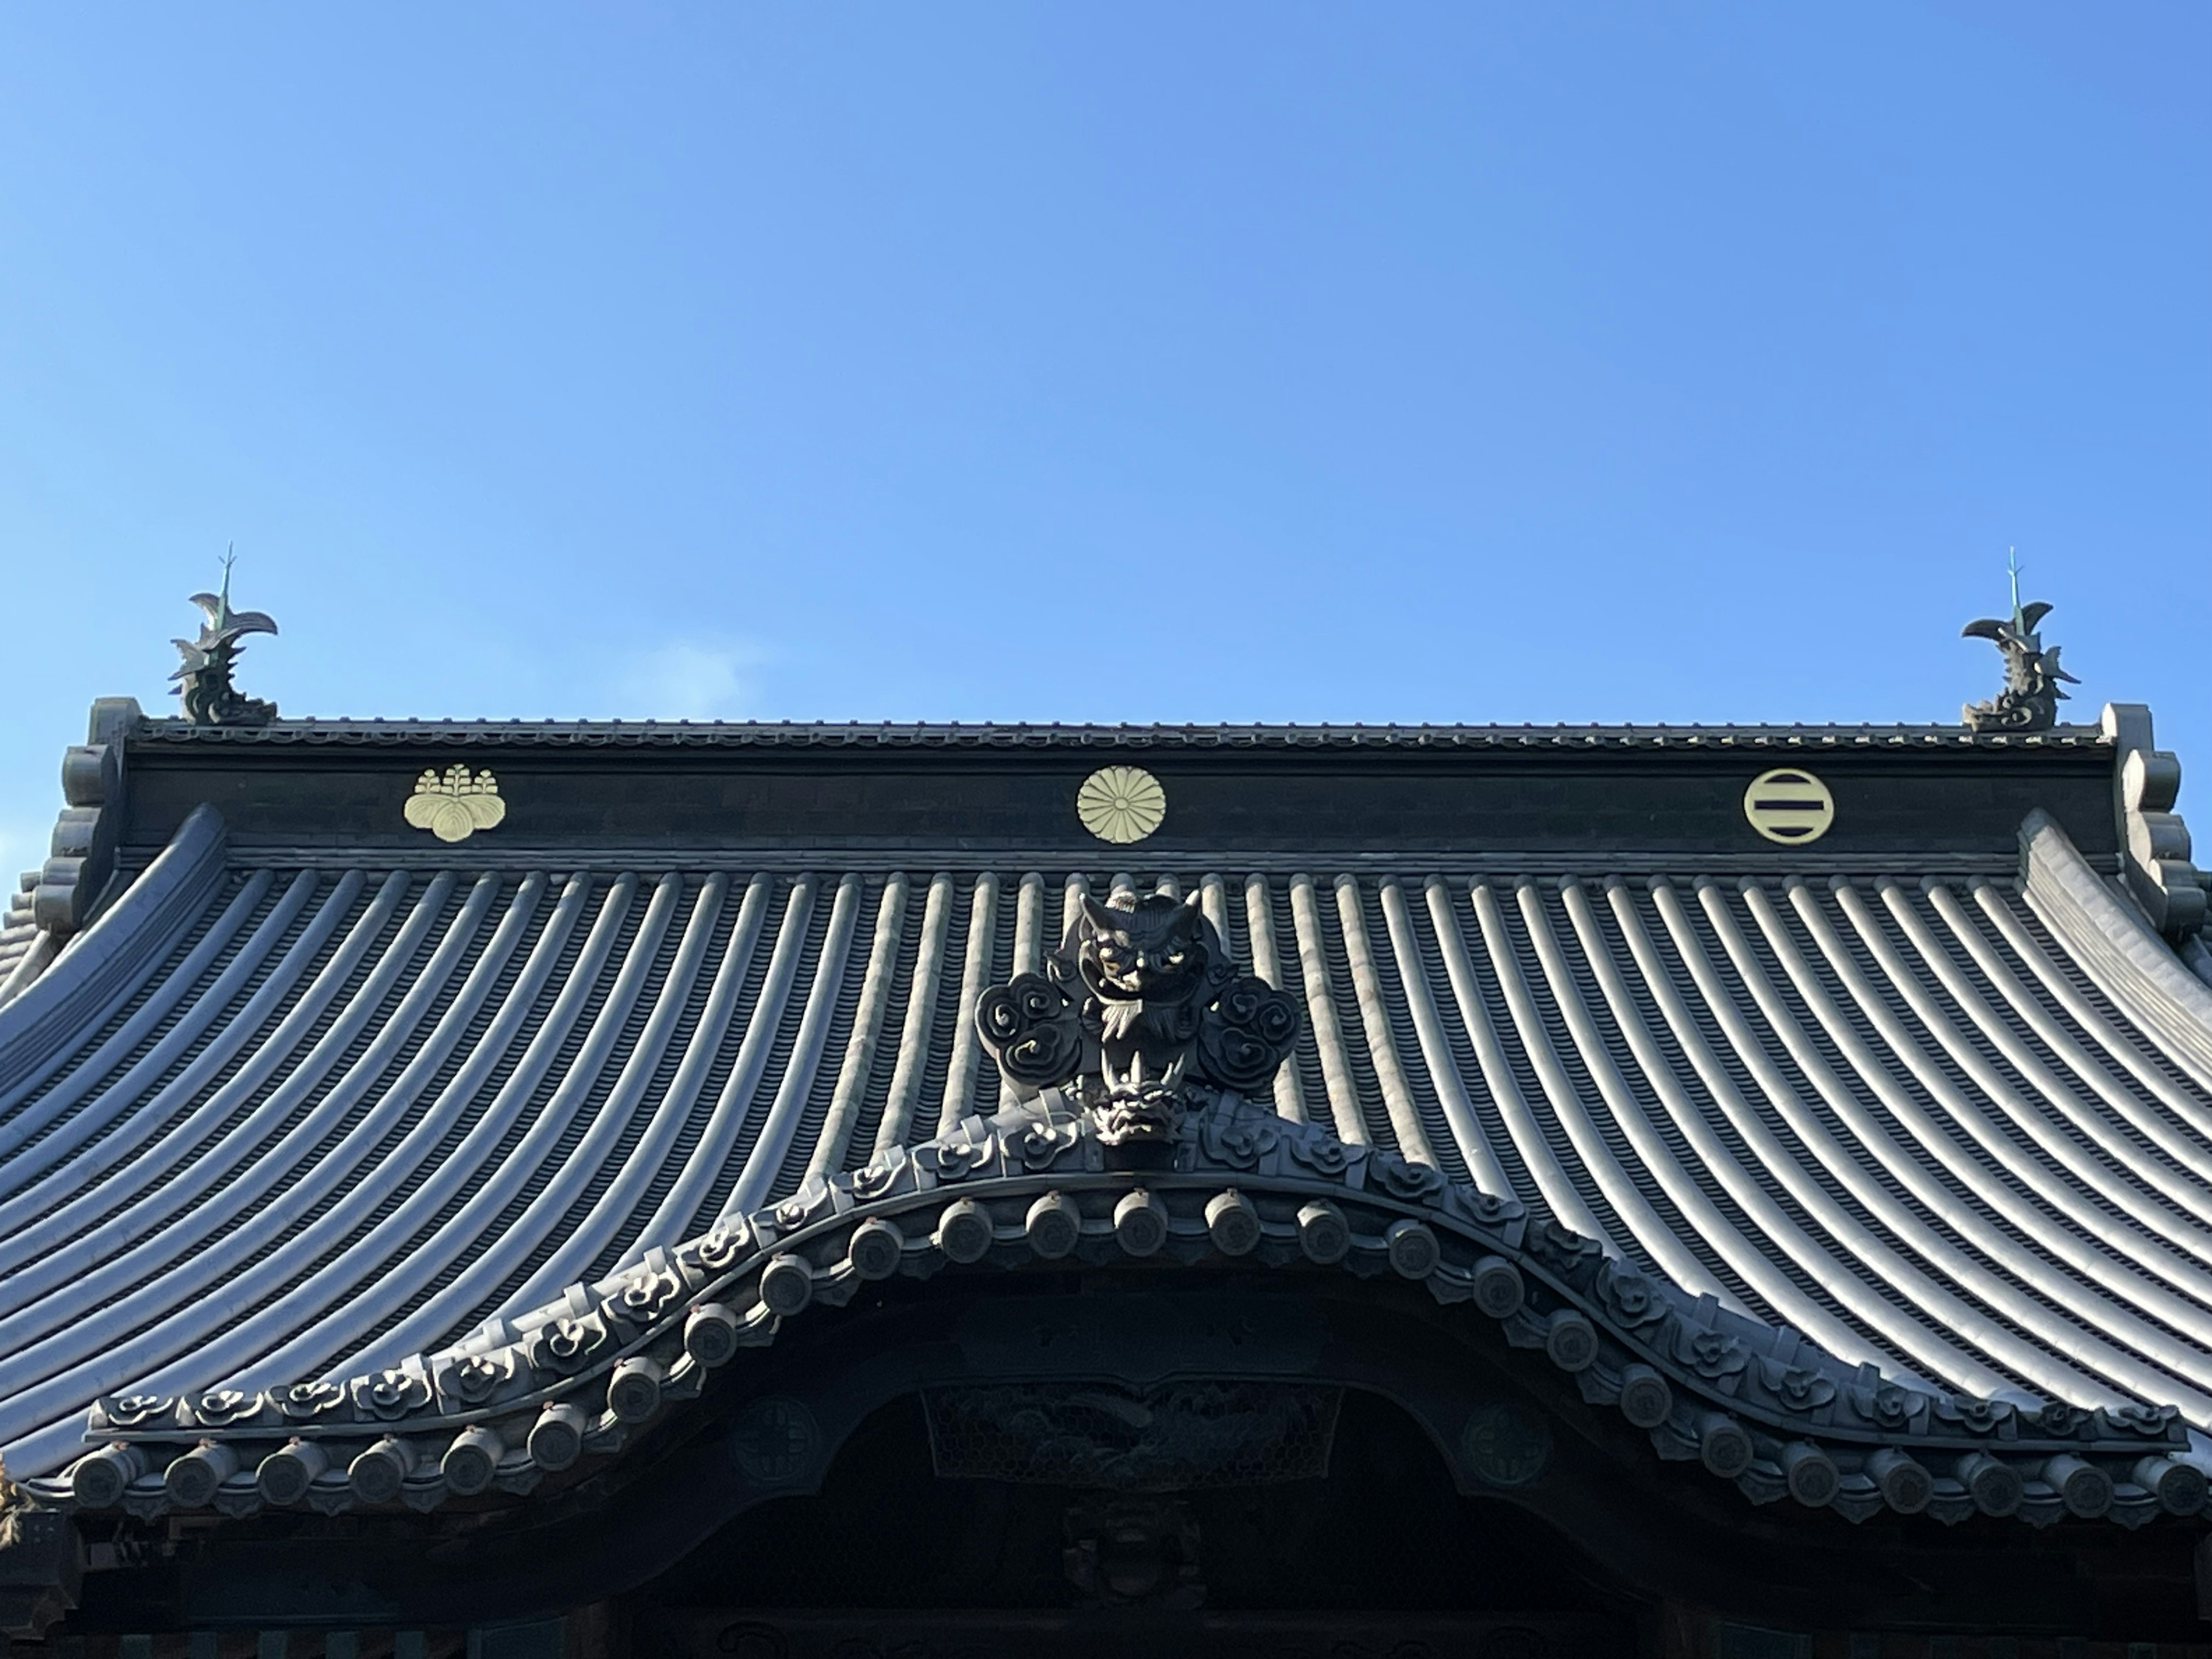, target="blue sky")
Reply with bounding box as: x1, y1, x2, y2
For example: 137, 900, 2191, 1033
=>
2, 5, 2205, 878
